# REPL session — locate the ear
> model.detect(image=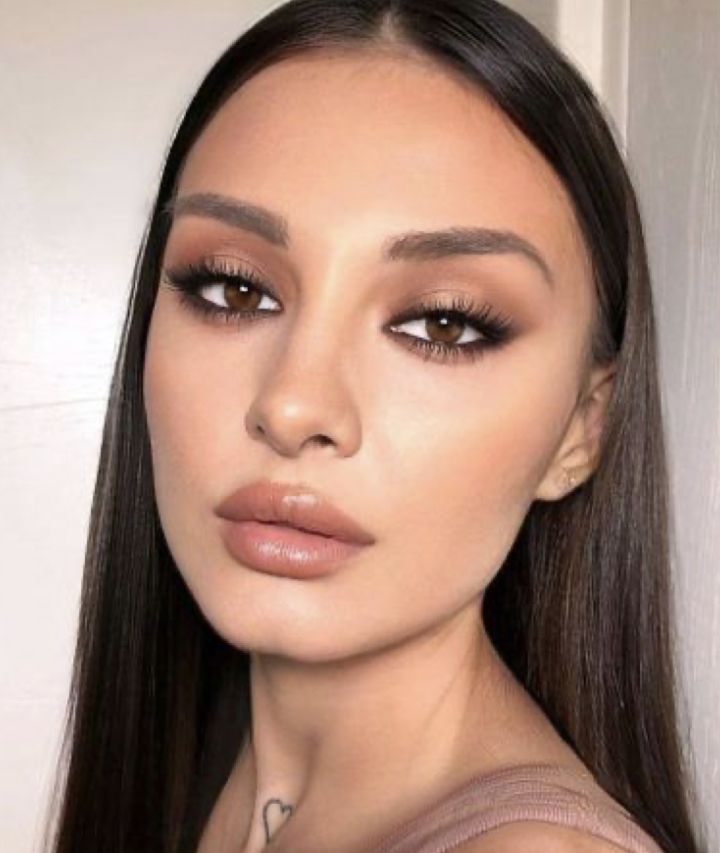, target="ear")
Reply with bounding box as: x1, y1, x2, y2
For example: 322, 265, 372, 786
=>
534, 361, 617, 501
